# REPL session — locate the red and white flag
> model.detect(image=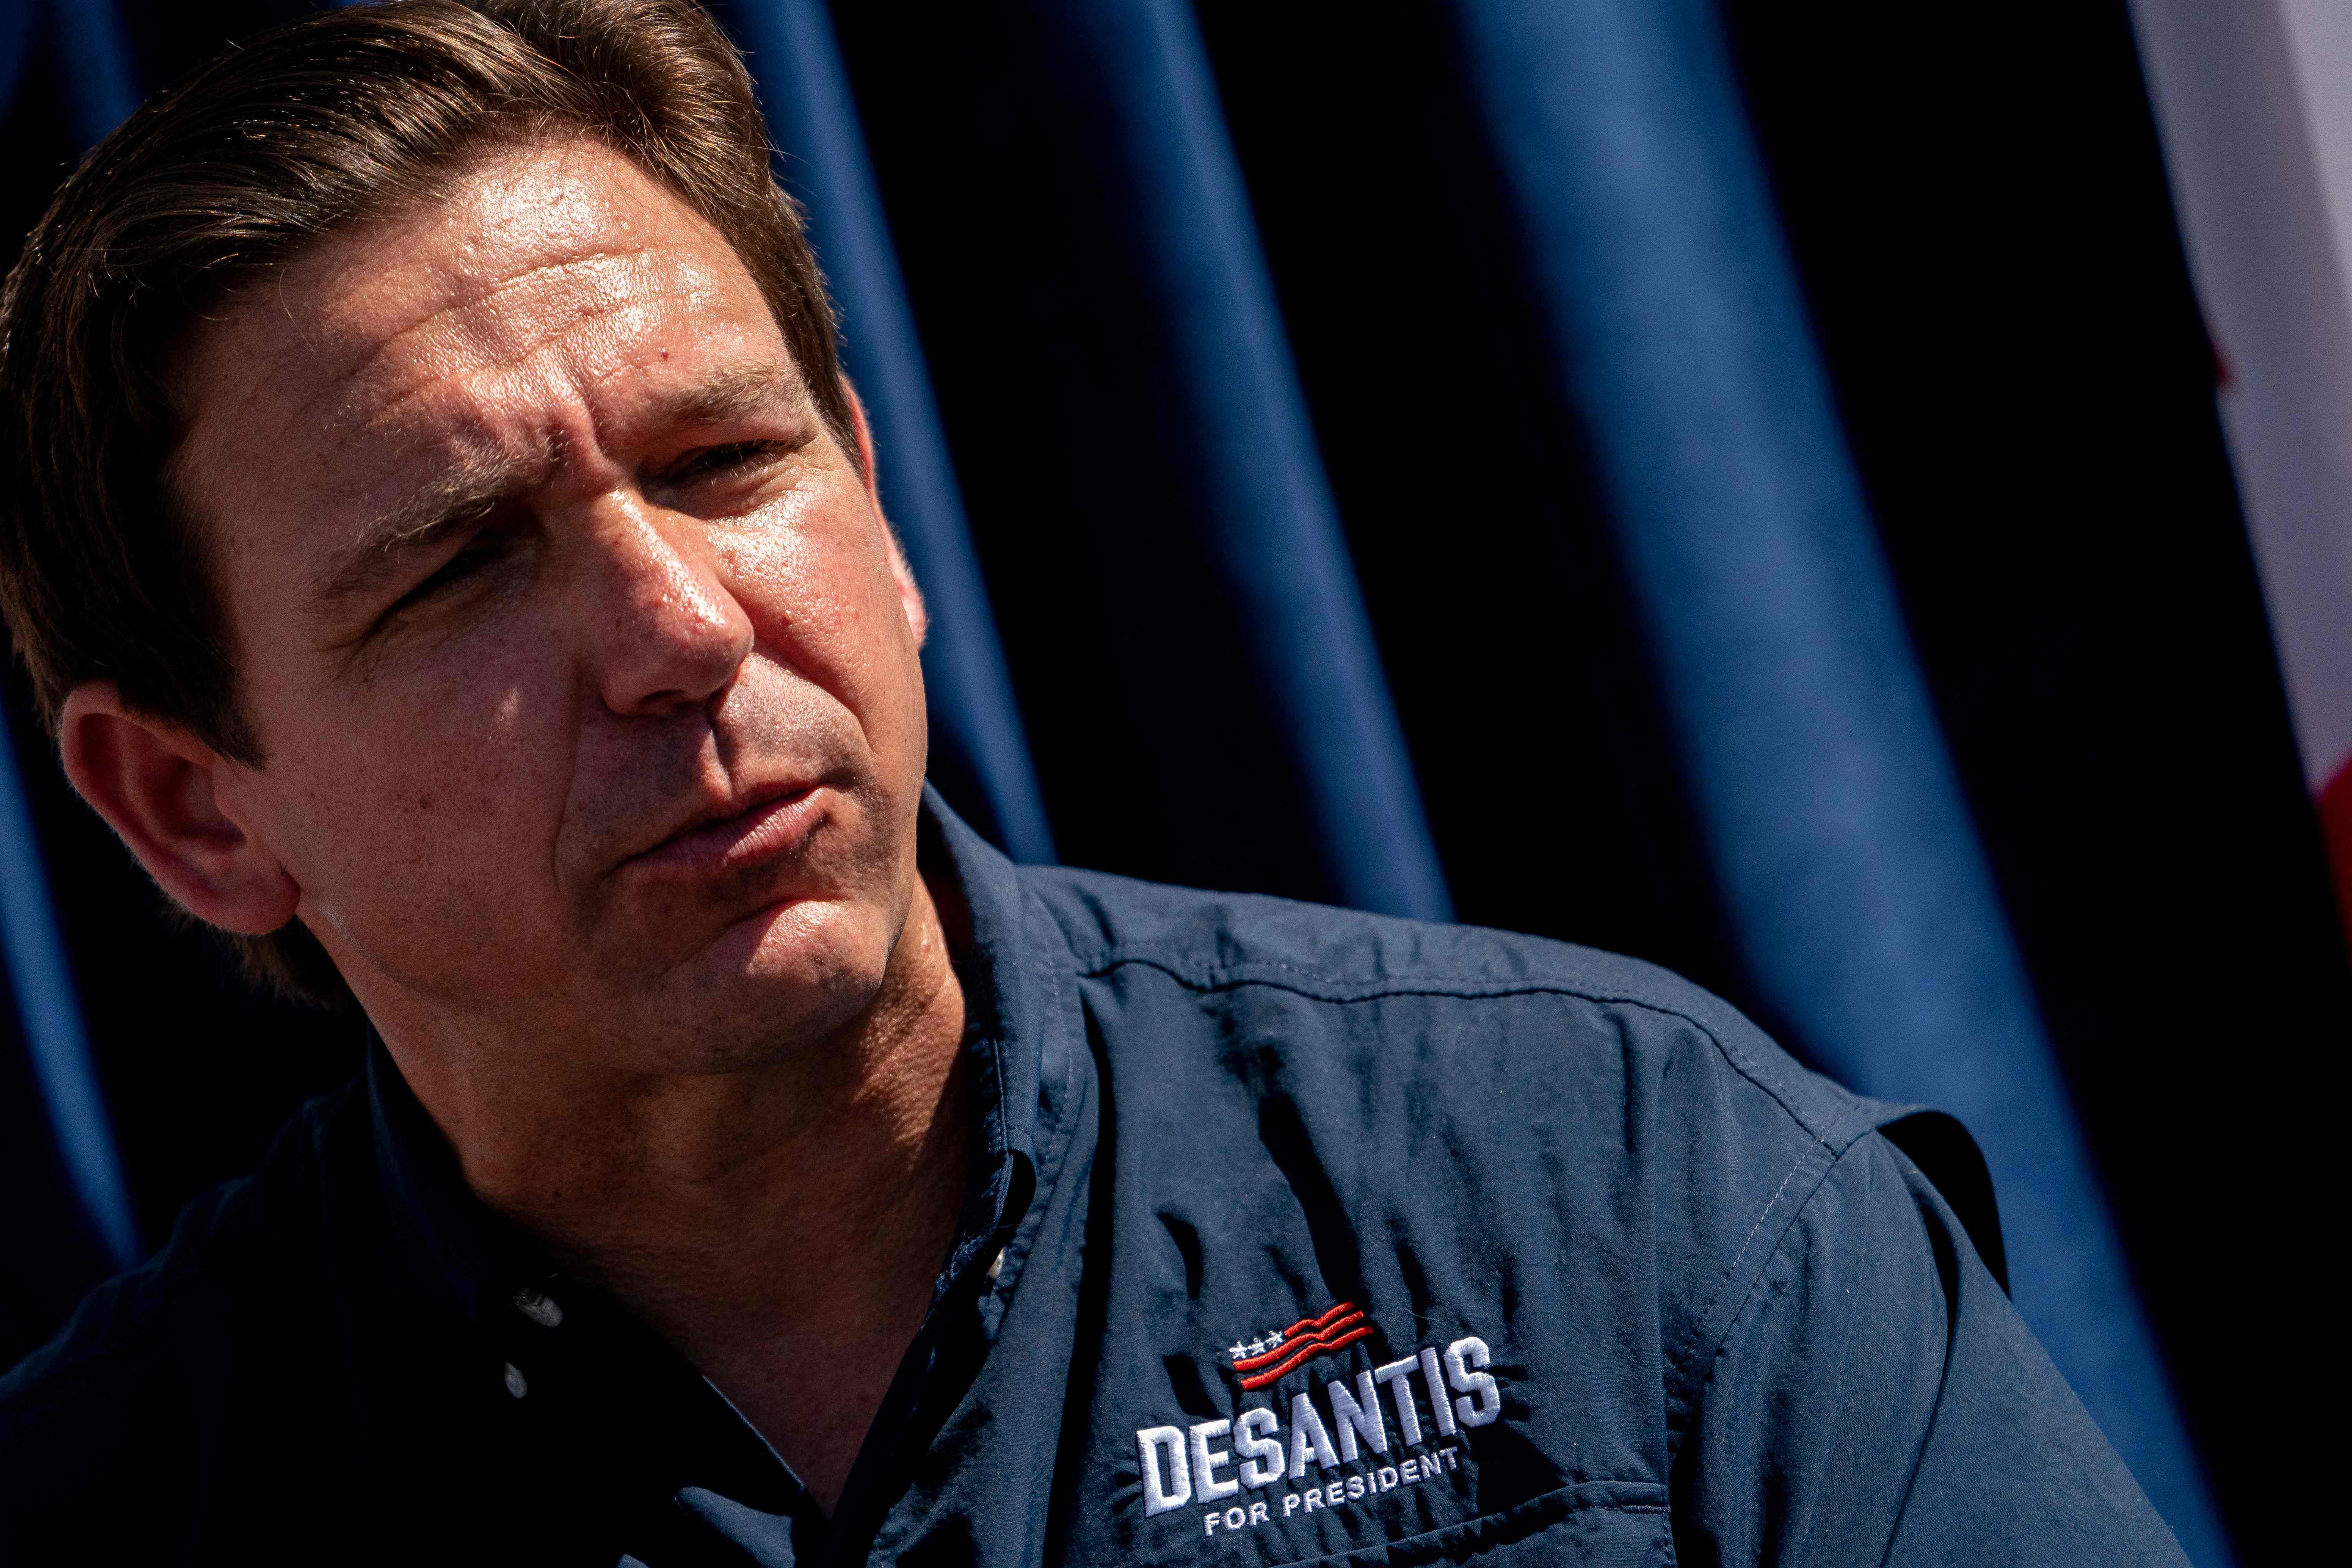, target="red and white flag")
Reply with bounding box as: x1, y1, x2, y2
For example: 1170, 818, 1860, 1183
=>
2132, 0, 2352, 951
